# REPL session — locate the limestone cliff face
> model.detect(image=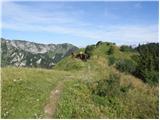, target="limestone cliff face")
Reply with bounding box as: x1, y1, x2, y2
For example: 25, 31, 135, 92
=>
1, 38, 78, 68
